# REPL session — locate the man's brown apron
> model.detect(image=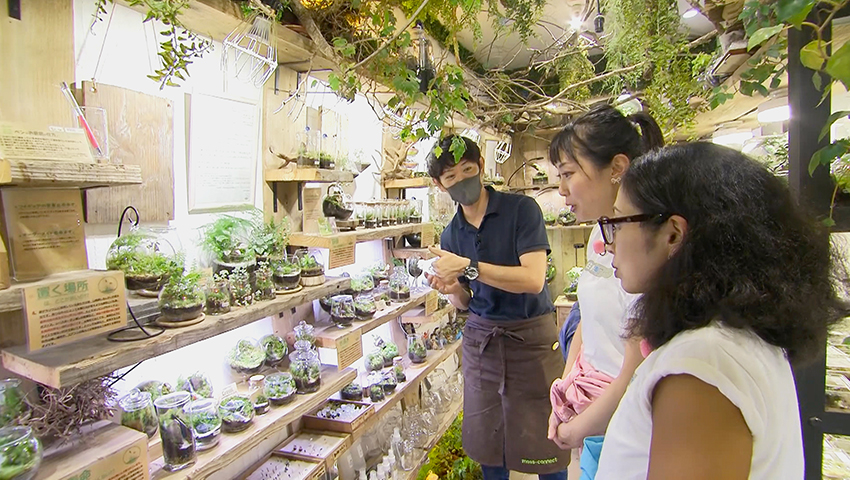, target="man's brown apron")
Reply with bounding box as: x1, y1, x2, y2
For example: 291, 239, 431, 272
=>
462, 312, 569, 474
